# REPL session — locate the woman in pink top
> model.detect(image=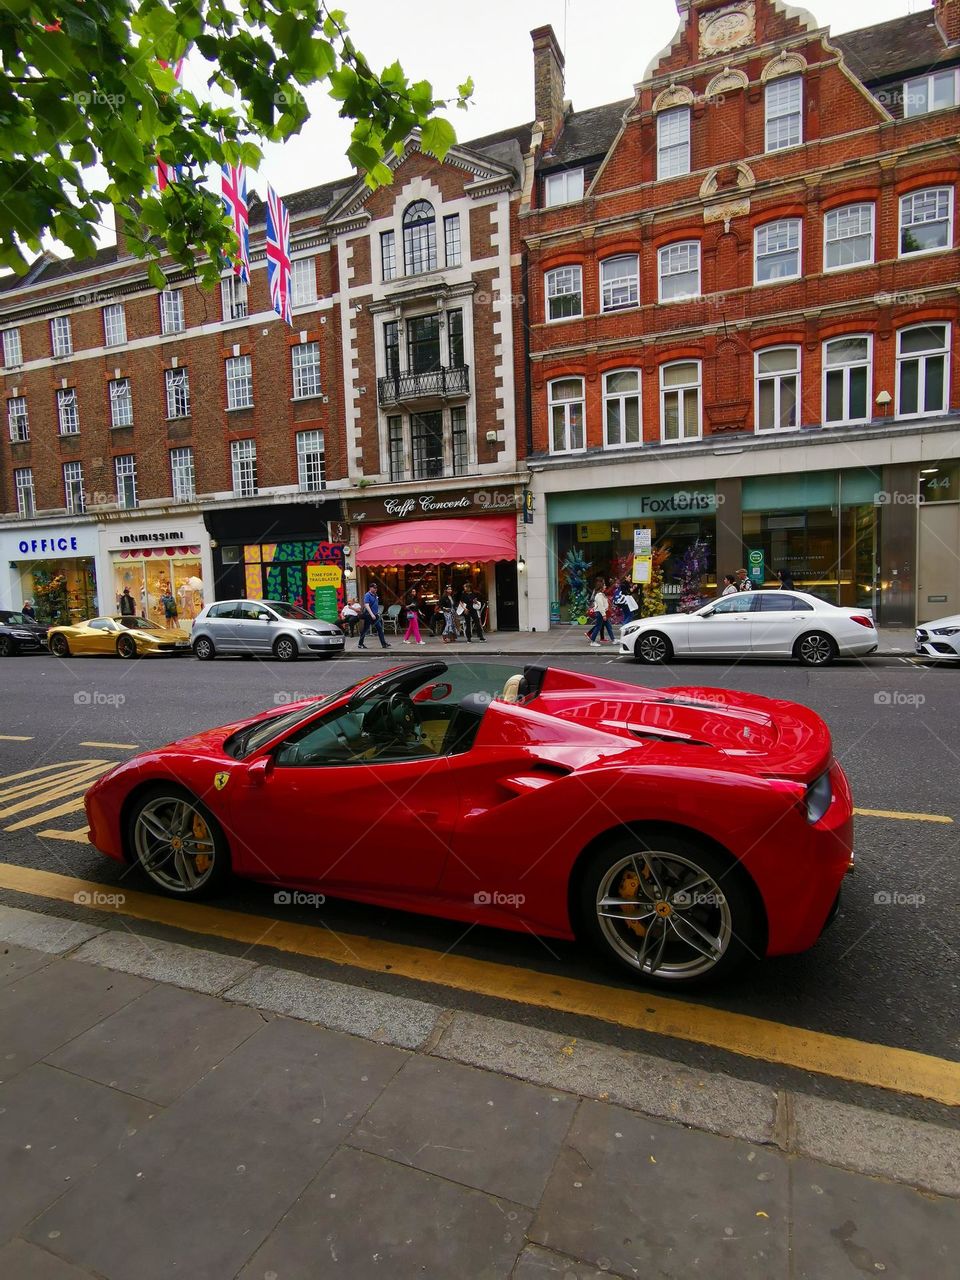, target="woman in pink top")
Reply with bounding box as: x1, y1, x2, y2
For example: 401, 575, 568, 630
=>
403, 589, 425, 645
